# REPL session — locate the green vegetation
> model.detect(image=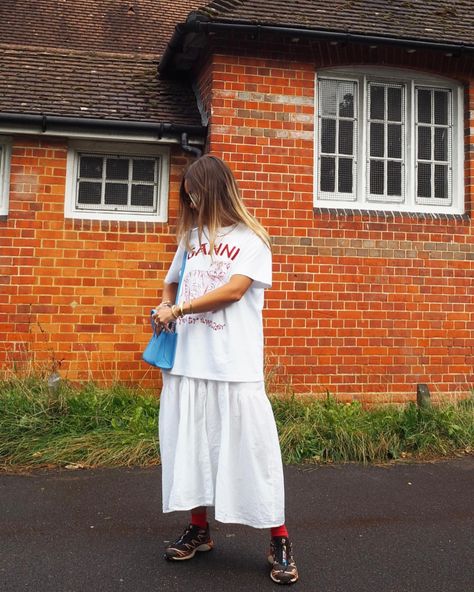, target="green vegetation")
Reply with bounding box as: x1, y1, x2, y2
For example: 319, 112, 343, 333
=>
273, 393, 473, 464
0, 378, 159, 470
0, 377, 472, 471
